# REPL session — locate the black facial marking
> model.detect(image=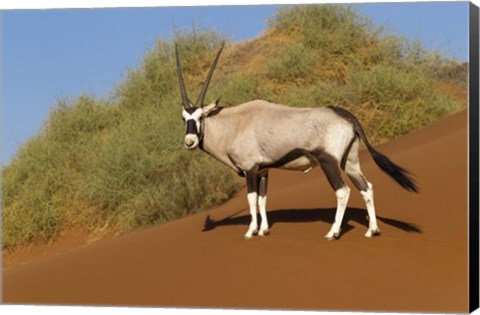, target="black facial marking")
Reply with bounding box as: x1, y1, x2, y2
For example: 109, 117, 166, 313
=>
185, 108, 197, 114
186, 119, 198, 135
